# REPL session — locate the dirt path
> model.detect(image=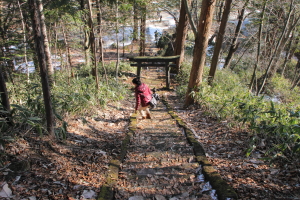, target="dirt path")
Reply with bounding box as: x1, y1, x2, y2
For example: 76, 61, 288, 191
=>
97, 67, 237, 200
